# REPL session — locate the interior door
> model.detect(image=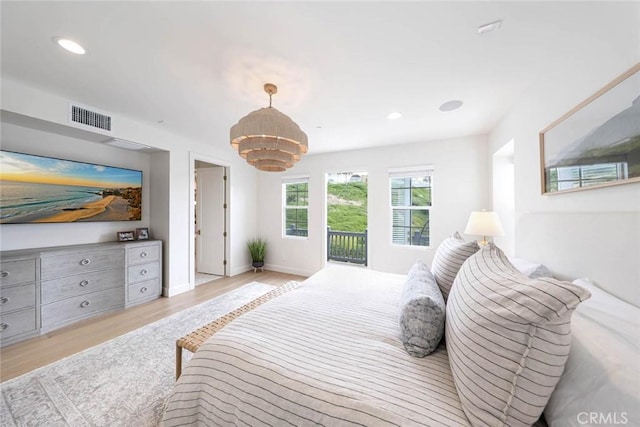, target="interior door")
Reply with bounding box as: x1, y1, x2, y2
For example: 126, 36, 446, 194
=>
196, 166, 225, 275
